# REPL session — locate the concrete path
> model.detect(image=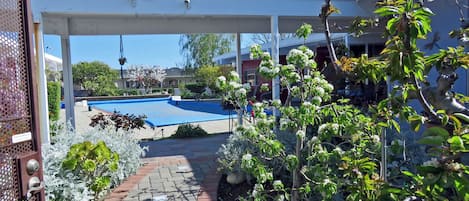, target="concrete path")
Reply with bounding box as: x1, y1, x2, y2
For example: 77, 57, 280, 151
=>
105, 134, 229, 201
